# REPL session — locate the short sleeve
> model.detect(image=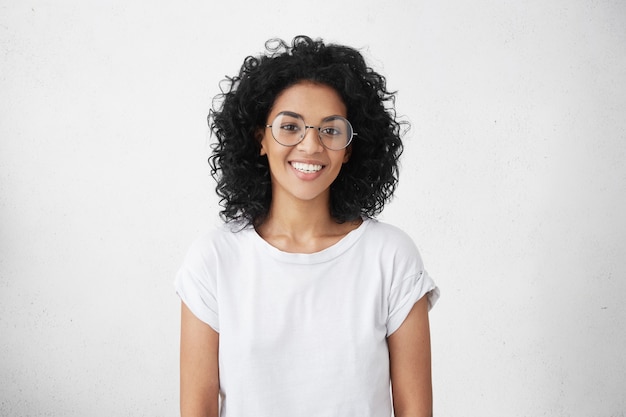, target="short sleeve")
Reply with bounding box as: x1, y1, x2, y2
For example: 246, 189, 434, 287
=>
174, 235, 220, 332
386, 261, 439, 336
